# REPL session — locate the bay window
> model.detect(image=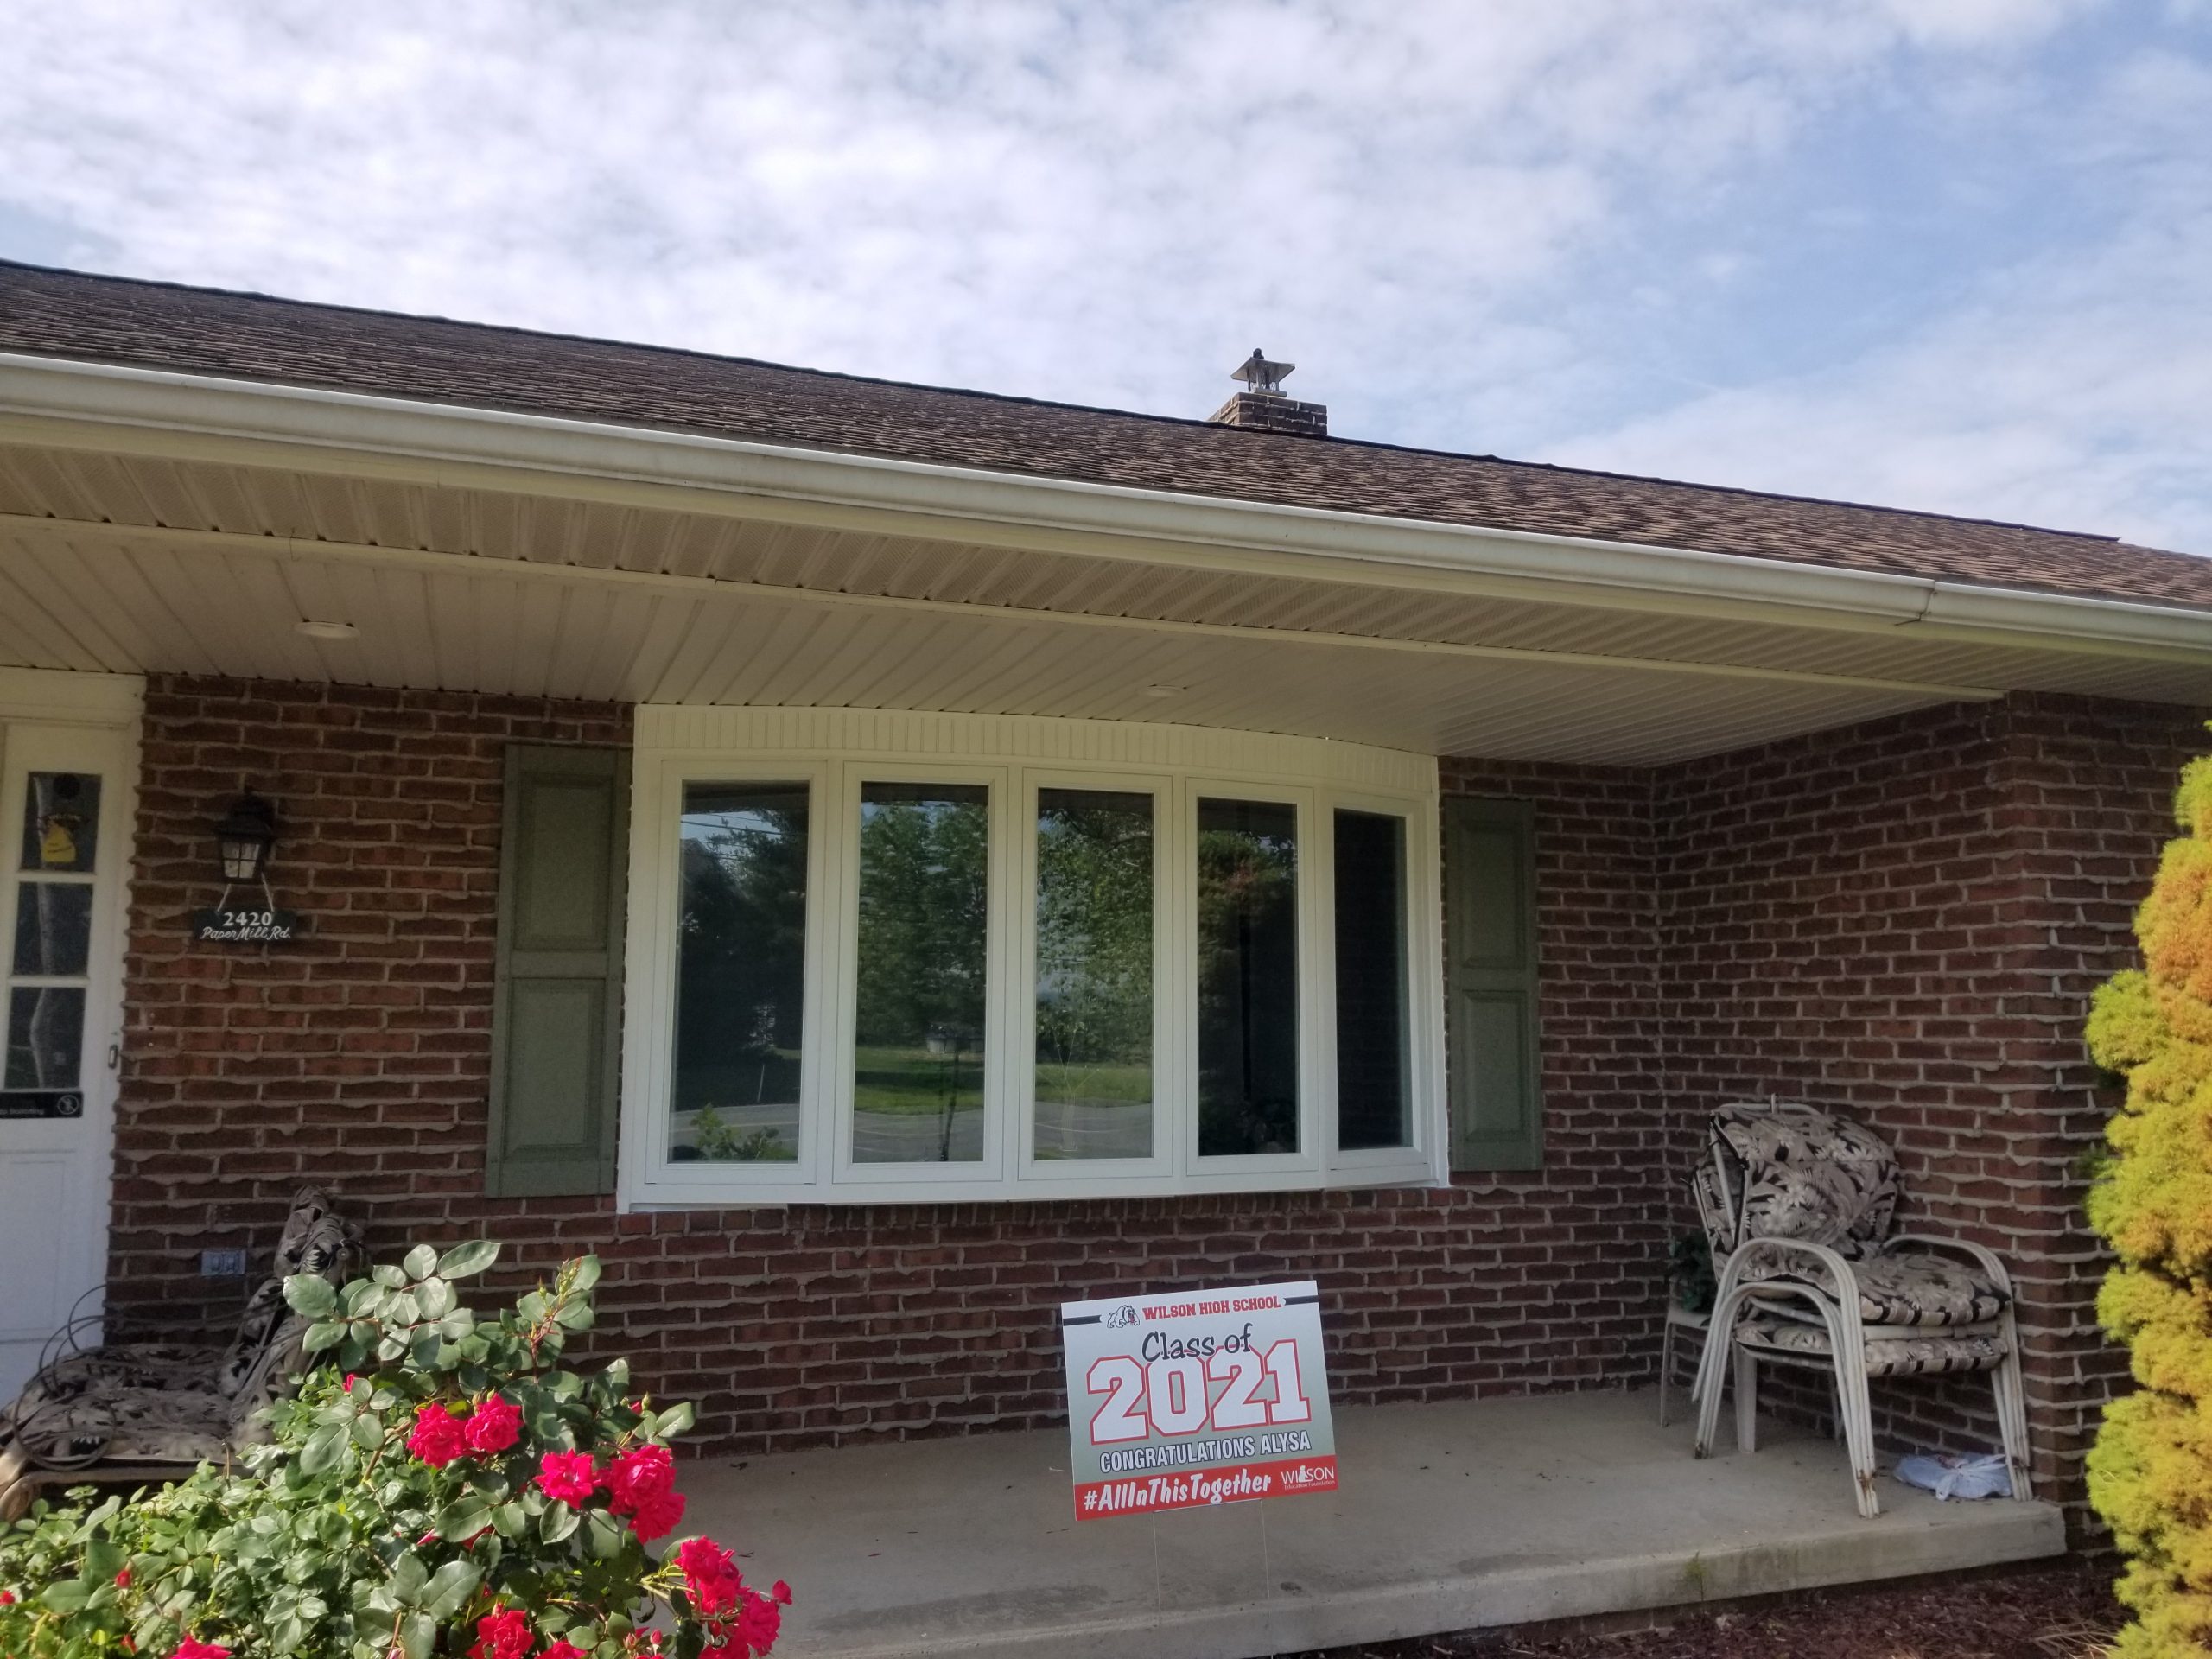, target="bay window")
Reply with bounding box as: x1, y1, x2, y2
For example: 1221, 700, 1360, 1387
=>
620, 709, 1441, 1205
